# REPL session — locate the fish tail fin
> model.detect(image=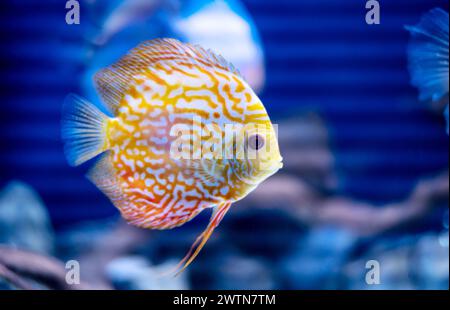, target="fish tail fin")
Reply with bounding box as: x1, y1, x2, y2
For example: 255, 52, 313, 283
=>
158, 202, 232, 278
62, 93, 110, 167
405, 8, 449, 101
